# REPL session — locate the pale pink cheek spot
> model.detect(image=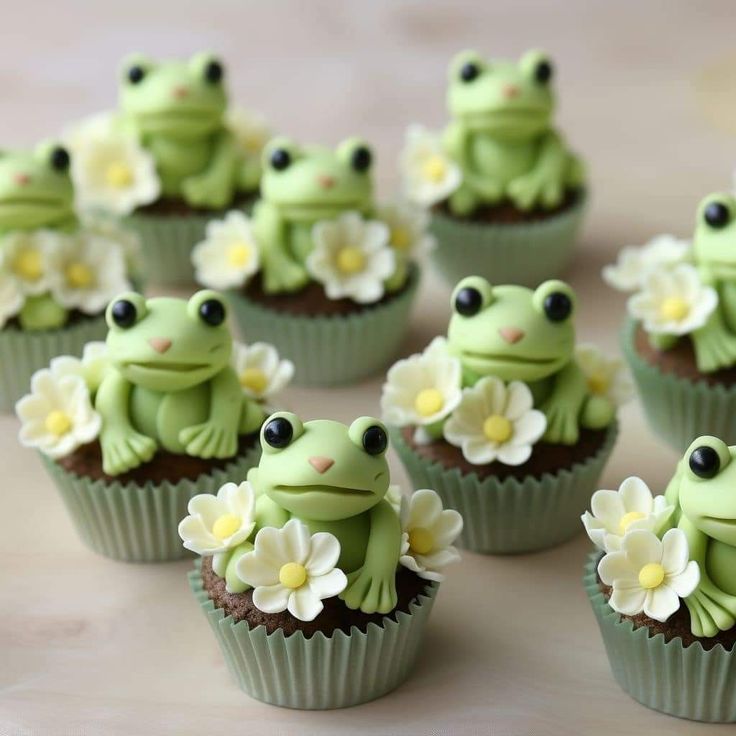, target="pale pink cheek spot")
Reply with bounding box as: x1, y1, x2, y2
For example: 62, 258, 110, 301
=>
499, 327, 525, 344
309, 456, 335, 474
13, 172, 31, 186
